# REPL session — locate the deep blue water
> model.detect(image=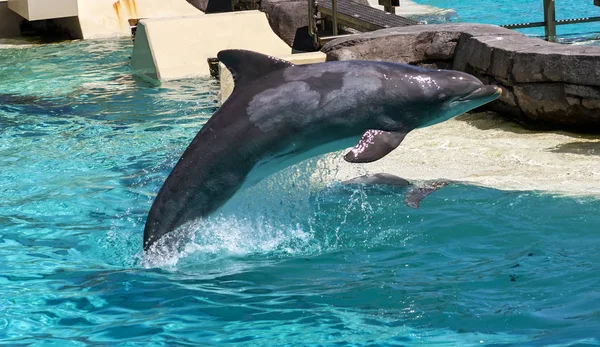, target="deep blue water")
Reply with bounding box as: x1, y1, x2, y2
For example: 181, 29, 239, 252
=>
416, 0, 600, 41
1, 39, 600, 345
